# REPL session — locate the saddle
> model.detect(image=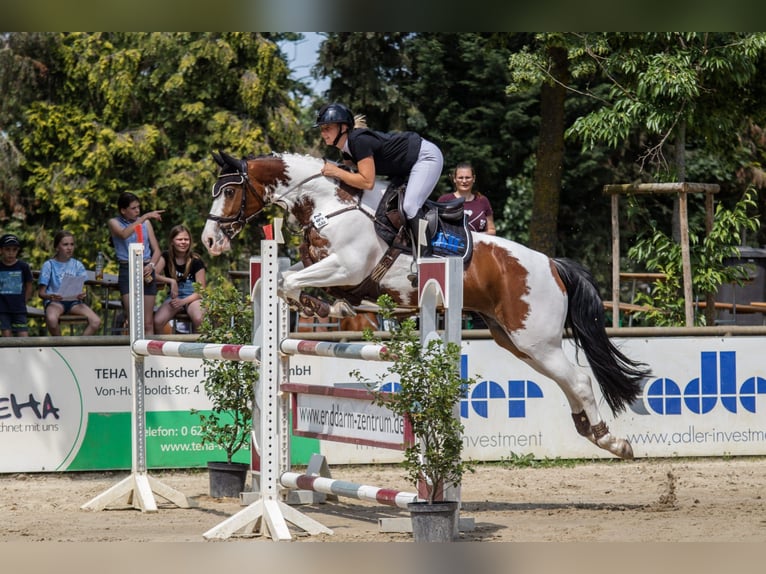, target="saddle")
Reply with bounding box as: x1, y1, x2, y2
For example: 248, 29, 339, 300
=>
374, 182, 474, 263
295, 176, 473, 314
